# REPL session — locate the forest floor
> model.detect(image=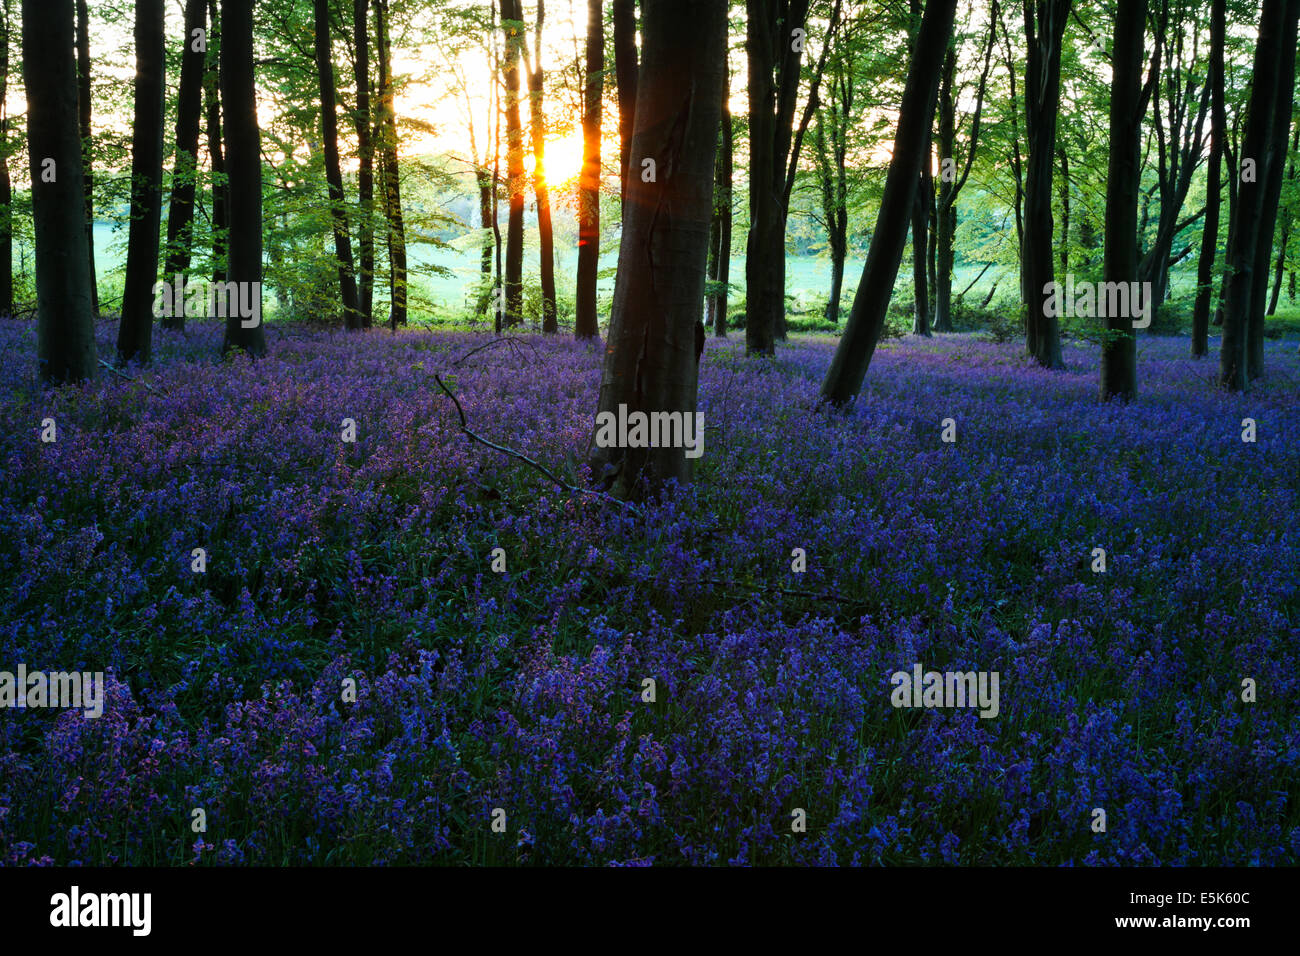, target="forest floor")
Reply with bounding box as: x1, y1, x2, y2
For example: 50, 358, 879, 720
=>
1, 319, 1297, 865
